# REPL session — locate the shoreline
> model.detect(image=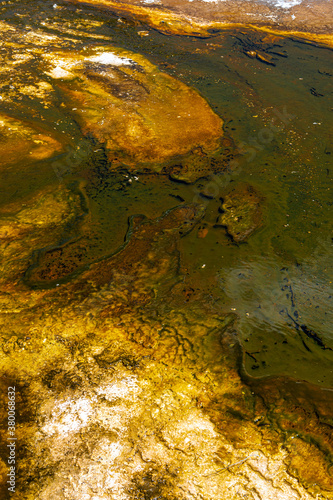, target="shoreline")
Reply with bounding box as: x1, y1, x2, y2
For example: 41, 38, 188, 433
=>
64, 0, 333, 46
